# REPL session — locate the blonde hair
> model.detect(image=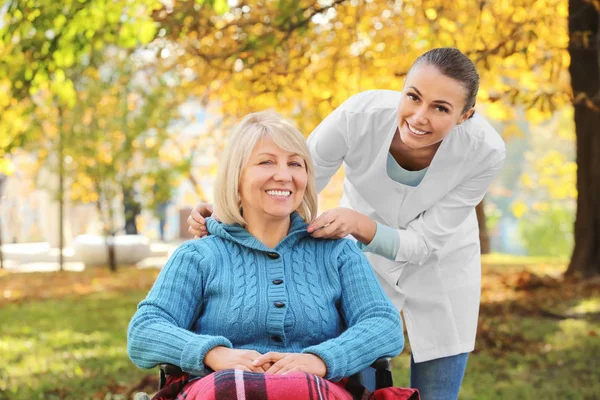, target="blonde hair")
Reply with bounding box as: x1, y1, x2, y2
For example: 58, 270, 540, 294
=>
214, 111, 318, 226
